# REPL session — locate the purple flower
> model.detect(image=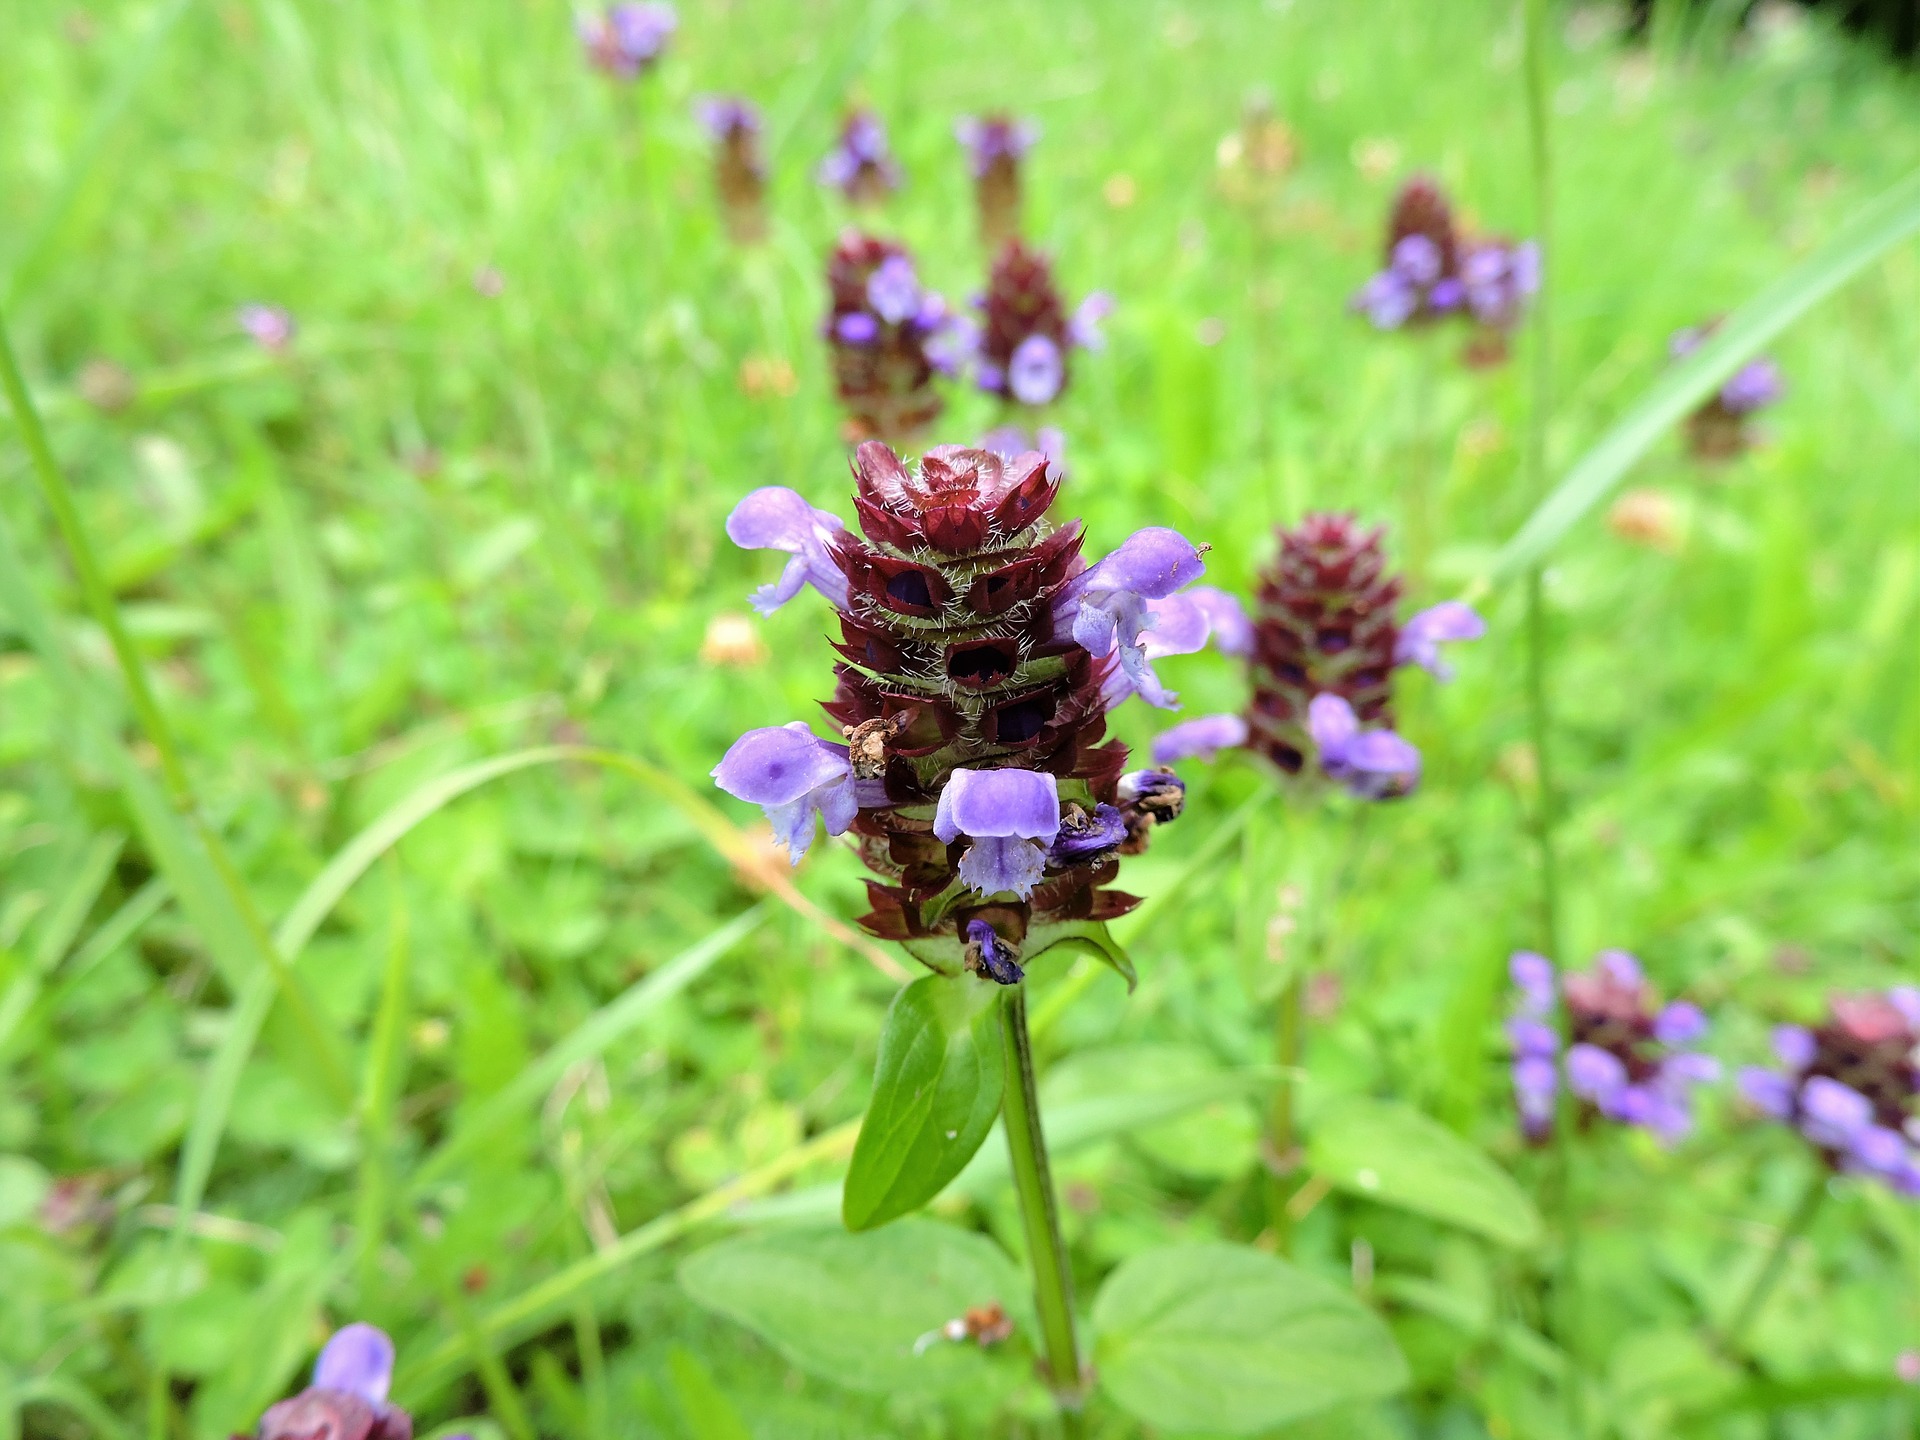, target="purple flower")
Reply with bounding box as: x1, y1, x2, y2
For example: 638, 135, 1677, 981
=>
1798, 1076, 1875, 1150
1187, 586, 1254, 657
866, 255, 921, 325
1355, 271, 1418, 330
237, 304, 295, 352
933, 768, 1061, 899
314, 1324, 394, 1404
1008, 335, 1065, 406
1513, 1055, 1558, 1136
579, 3, 676, 78
835, 311, 881, 345
725, 487, 850, 614
1893, 987, 1920, 1029
1049, 803, 1127, 863
1461, 239, 1540, 328
1393, 601, 1485, 678
1392, 234, 1443, 286
1307, 693, 1420, 800
1719, 358, 1784, 415
1595, 948, 1643, 989
694, 95, 761, 141
1510, 951, 1557, 1016
955, 115, 1039, 178
1506, 1016, 1559, 1059
711, 723, 860, 862
926, 314, 981, 377
965, 917, 1024, 985
1069, 292, 1115, 352
1150, 713, 1249, 766
1057, 528, 1208, 710
1850, 1125, 1910, 1177
819, 112, 902, 199
1566, 1043, 1629, 1104
1772, 1024, 1817, 1070
1739, 1066, 1796, 1119
1654, 1001, 1708, 1046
